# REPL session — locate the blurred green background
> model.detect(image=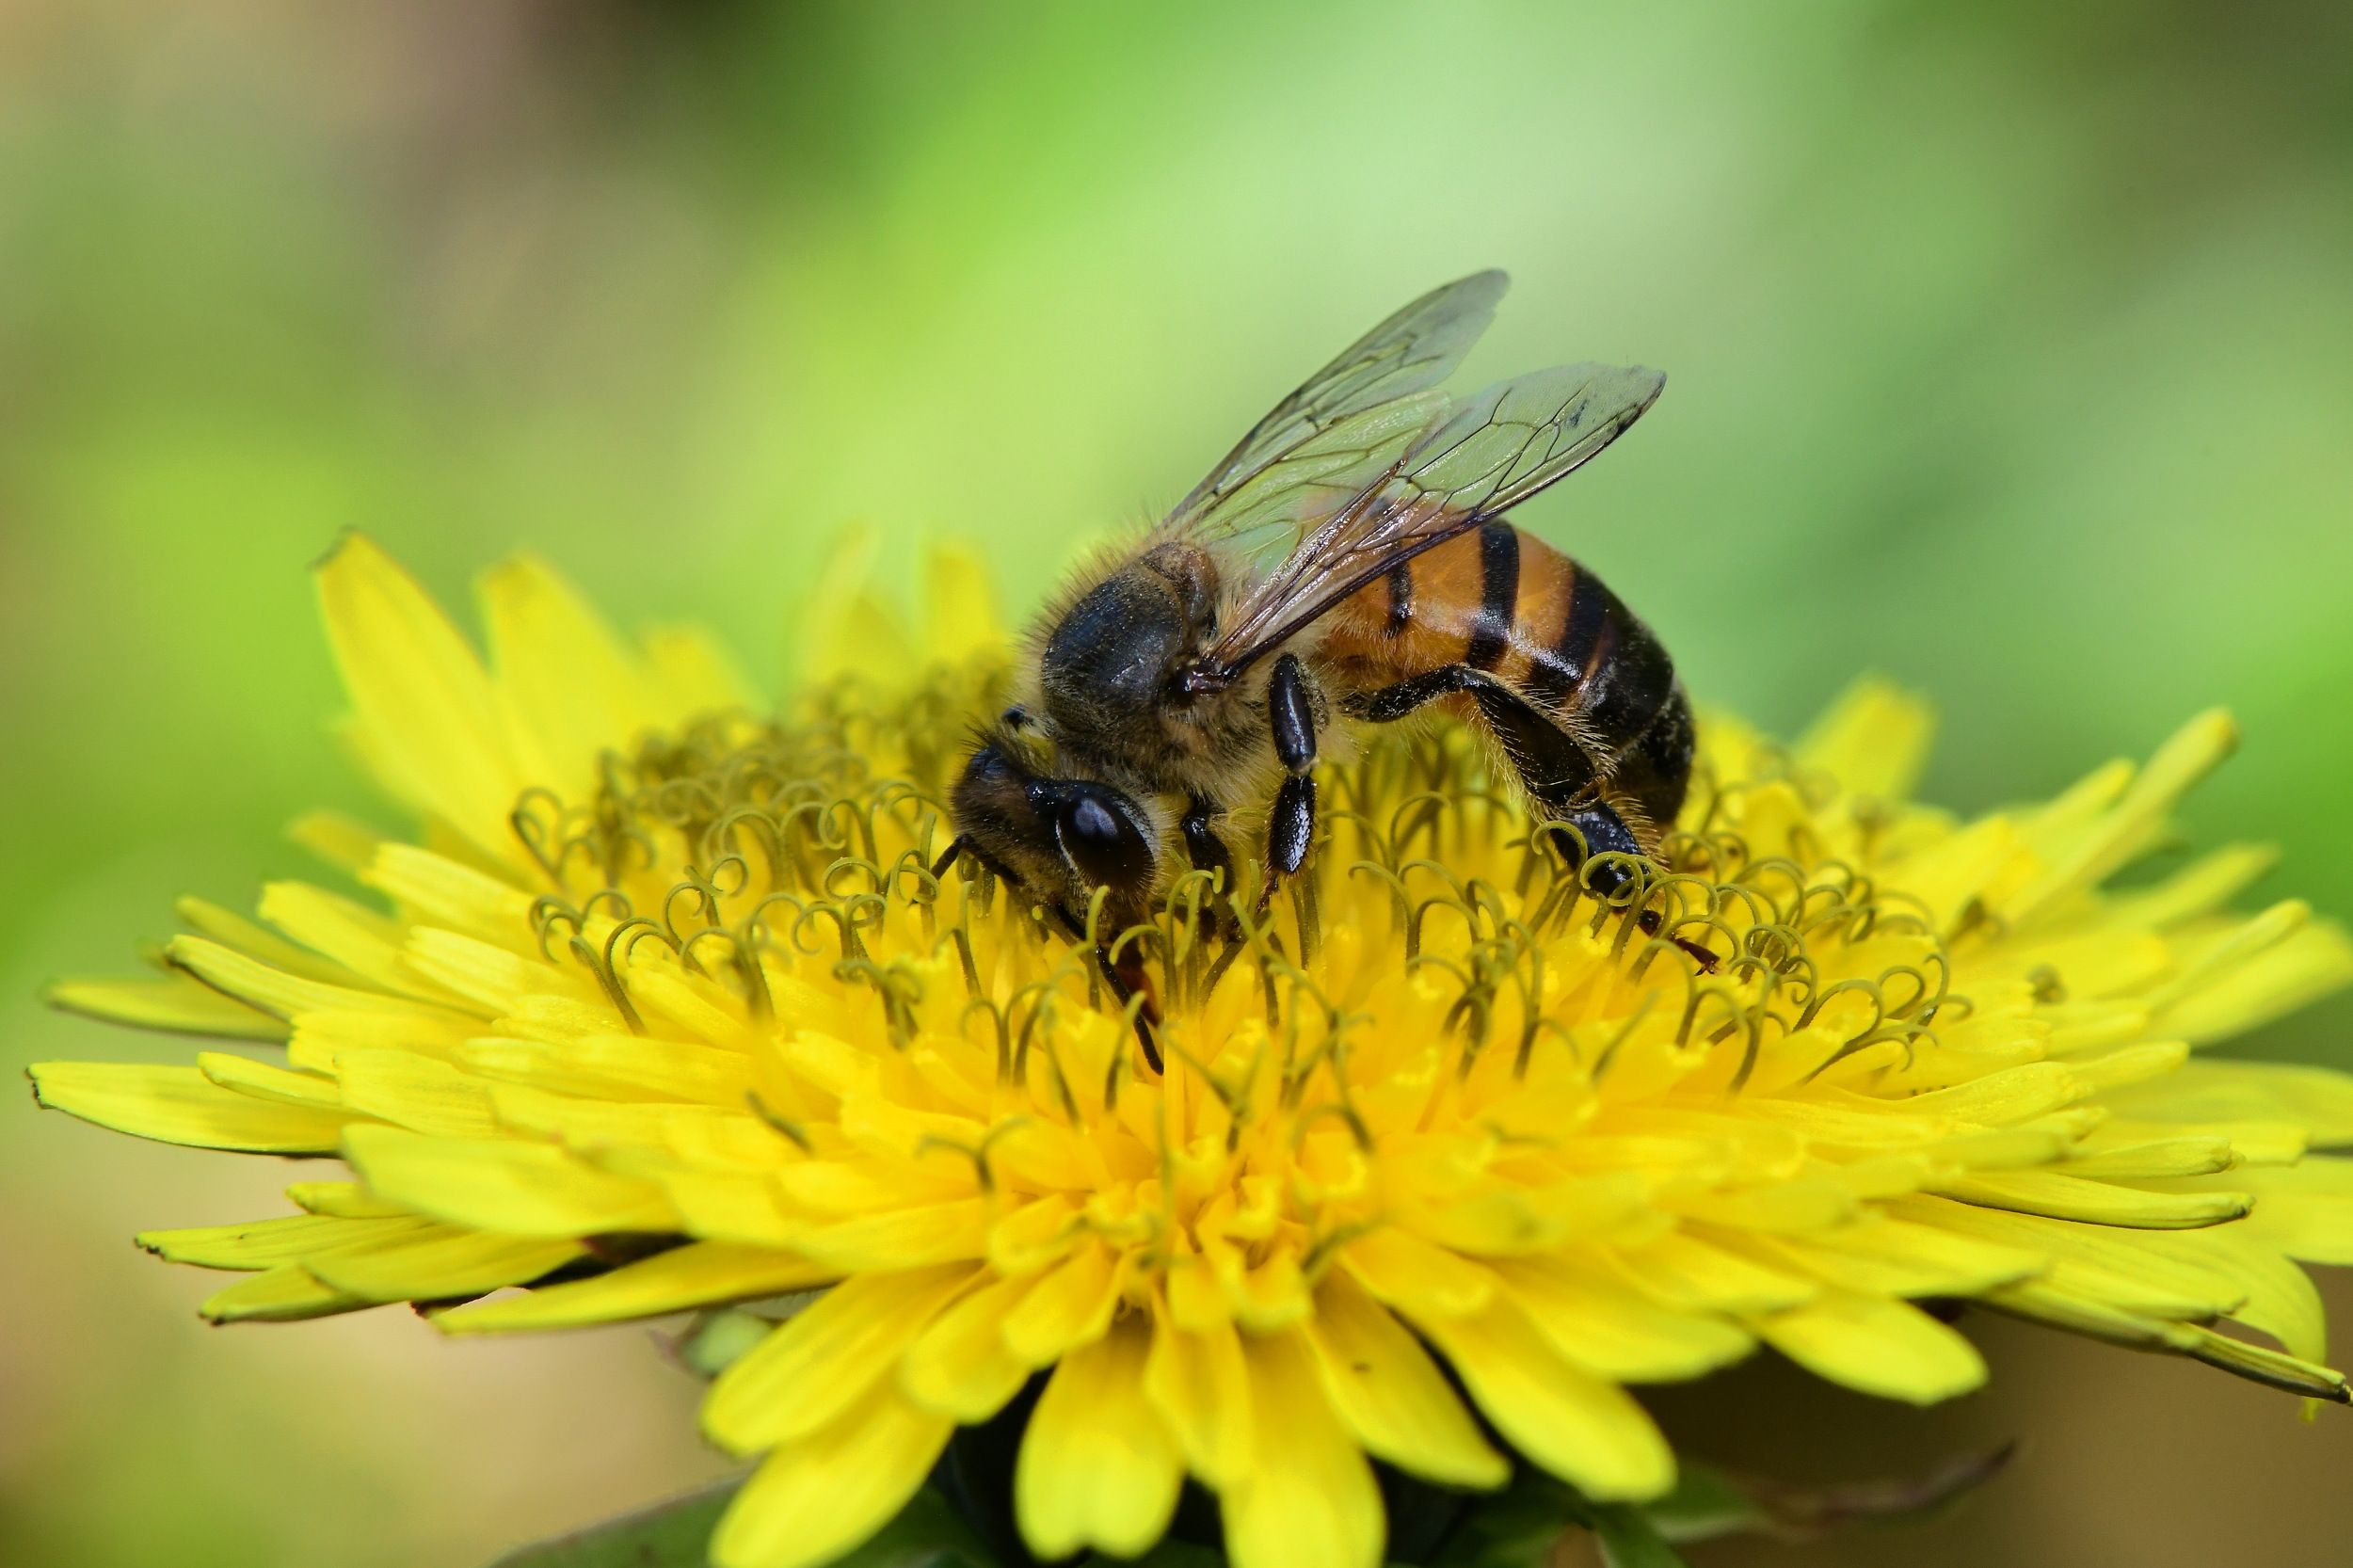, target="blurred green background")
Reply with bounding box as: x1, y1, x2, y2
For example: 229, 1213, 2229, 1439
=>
7, 3, 2351, 1565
